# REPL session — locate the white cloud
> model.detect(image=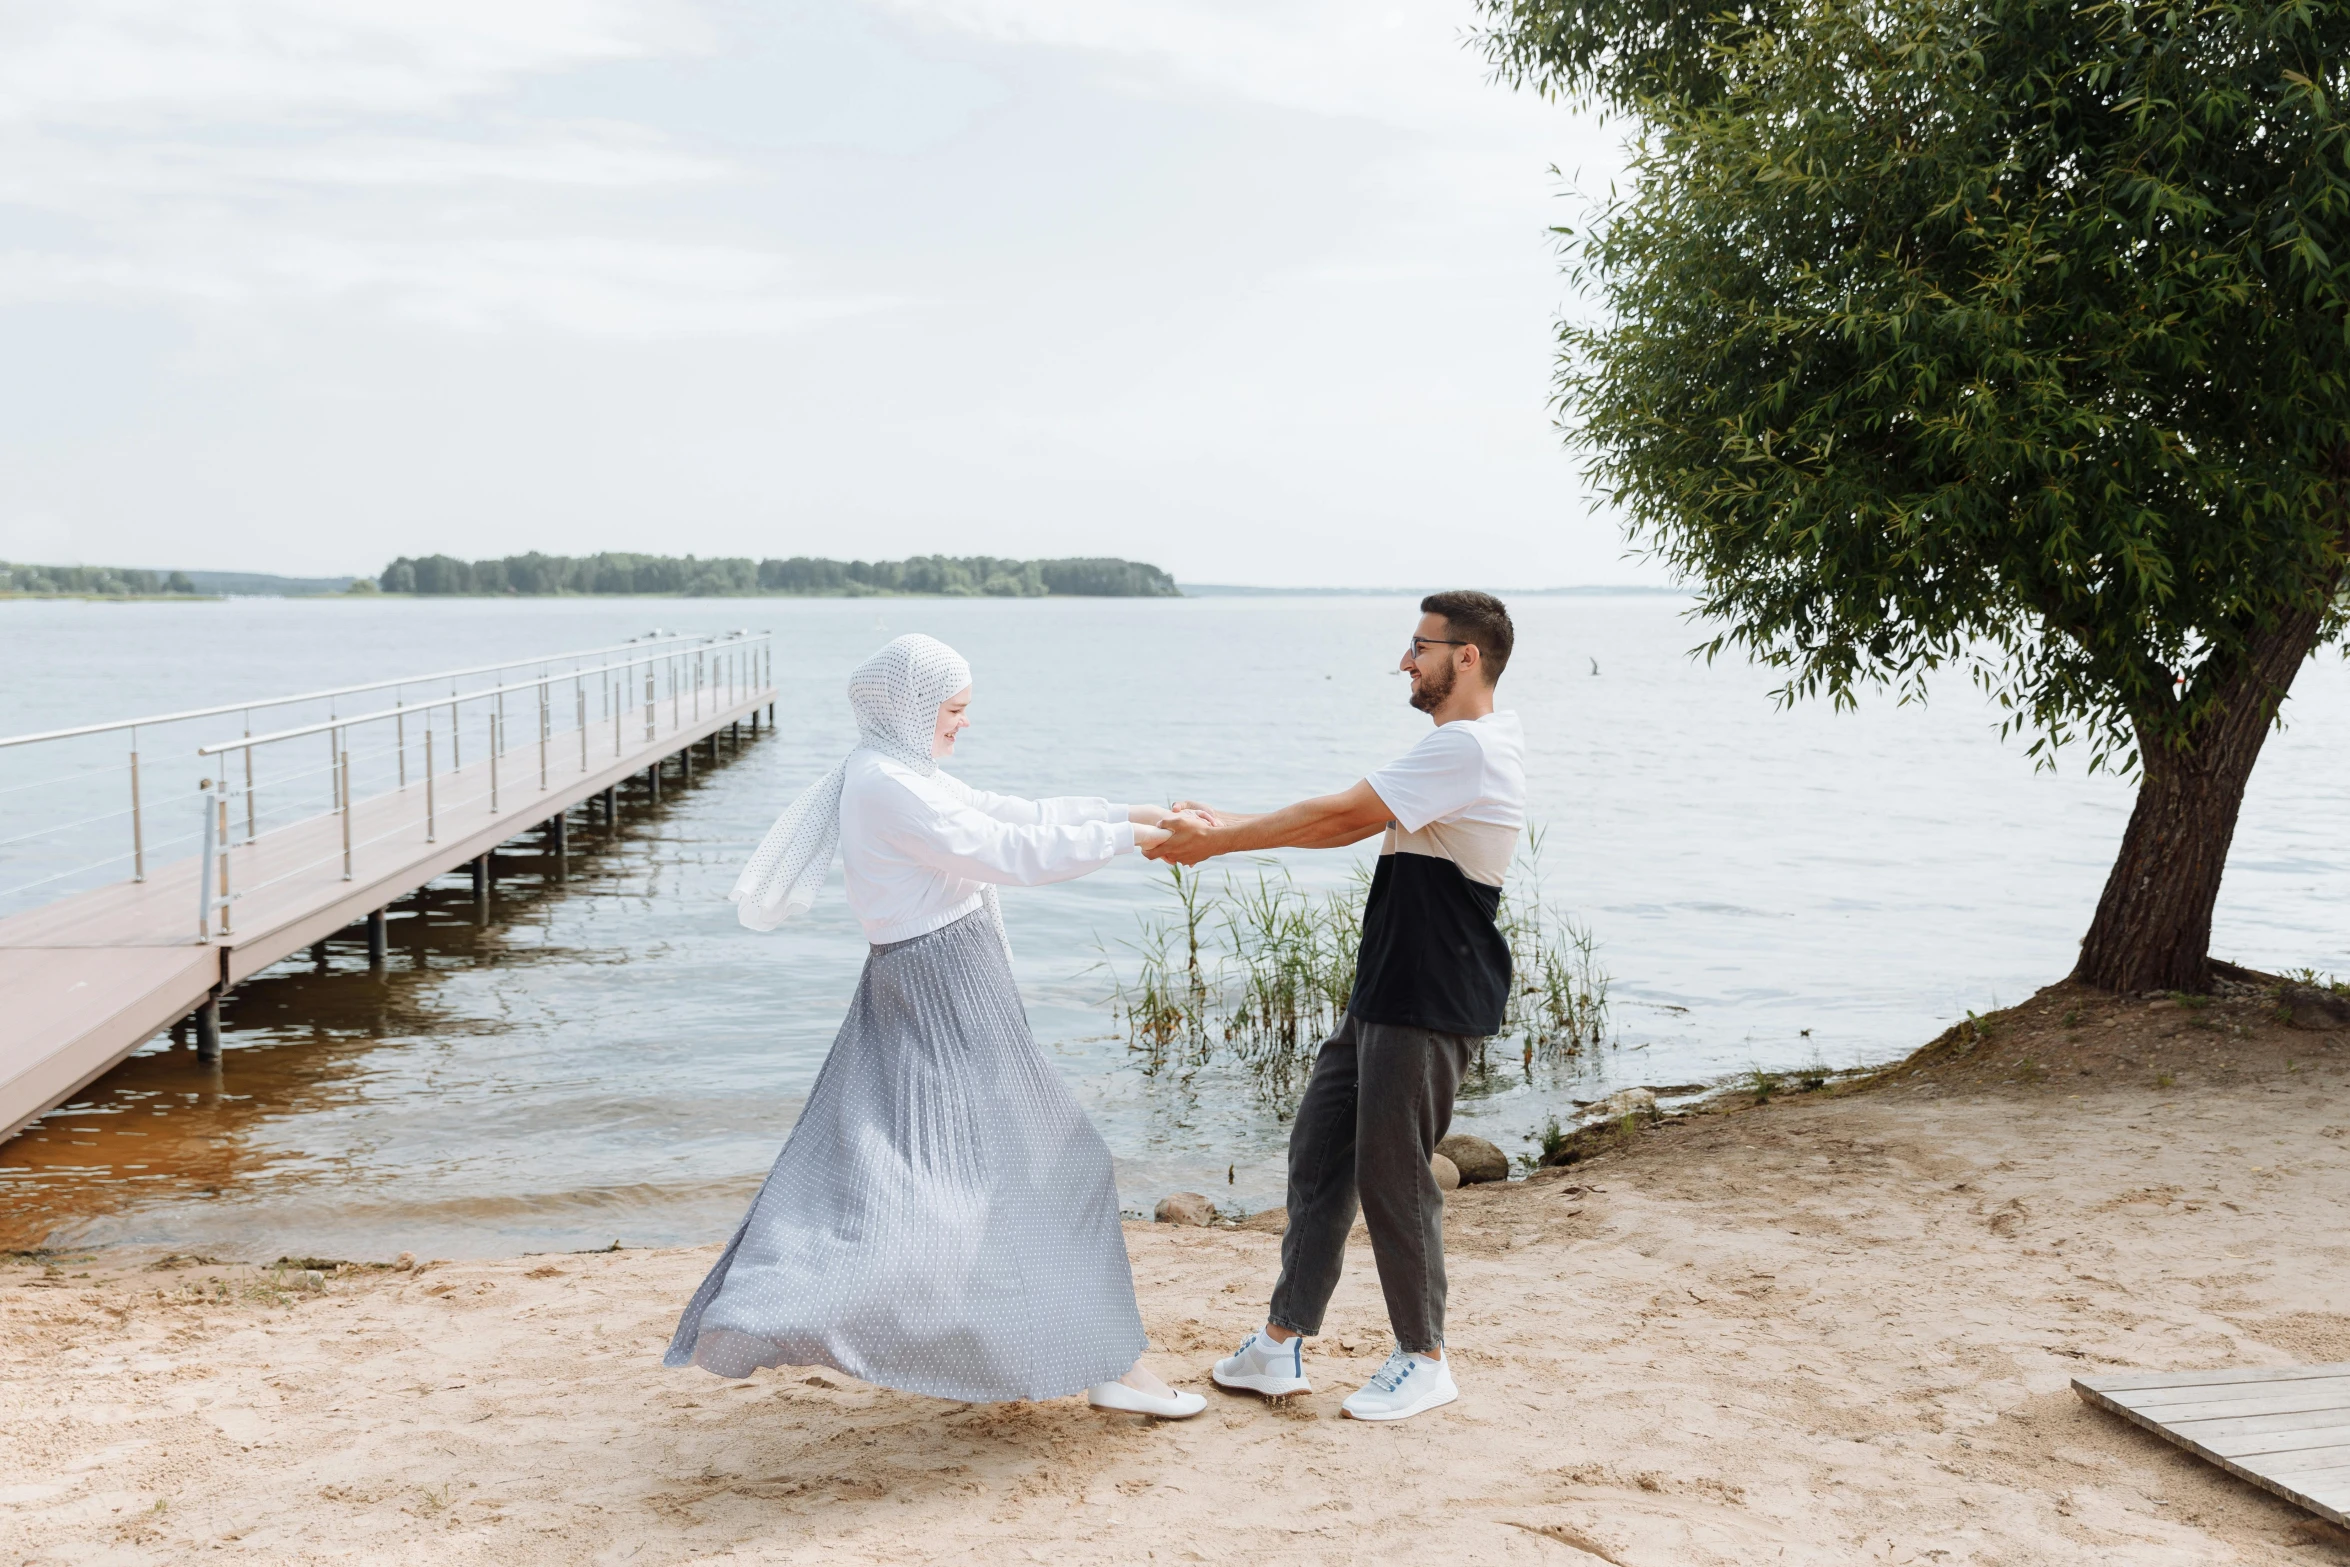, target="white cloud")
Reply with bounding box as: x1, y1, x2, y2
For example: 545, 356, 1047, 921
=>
0, 0, 701, 125
0, 2, 848, 339
875, 0, 1551, 133
0, 237, 892, 337
0, 126, 735, 219
0, 0, 1644, 583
